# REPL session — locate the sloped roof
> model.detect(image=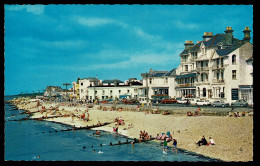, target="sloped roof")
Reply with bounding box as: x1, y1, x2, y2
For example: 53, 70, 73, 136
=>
215, 41, 246, 56
102, 79, 124, 84
180, 49, 190, 55
176, 73, 196, 79
164, 68, 177, 76
190, 42, 202, 52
